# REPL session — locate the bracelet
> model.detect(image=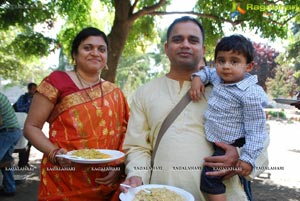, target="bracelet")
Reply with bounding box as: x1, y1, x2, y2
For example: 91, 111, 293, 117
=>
48, 148, 60, 165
